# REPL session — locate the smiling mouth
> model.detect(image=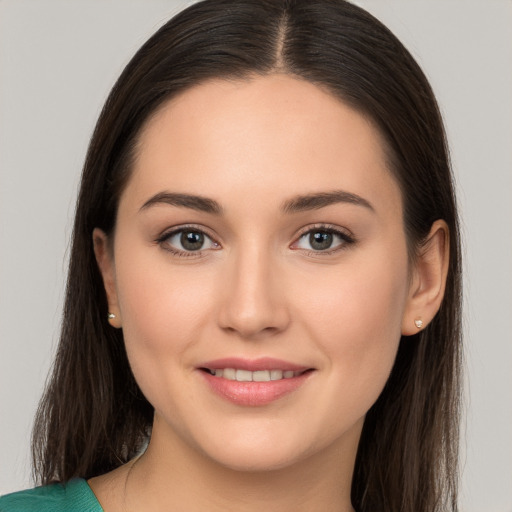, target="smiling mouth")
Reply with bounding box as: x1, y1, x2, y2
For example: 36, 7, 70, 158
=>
200, 368, 311, 382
